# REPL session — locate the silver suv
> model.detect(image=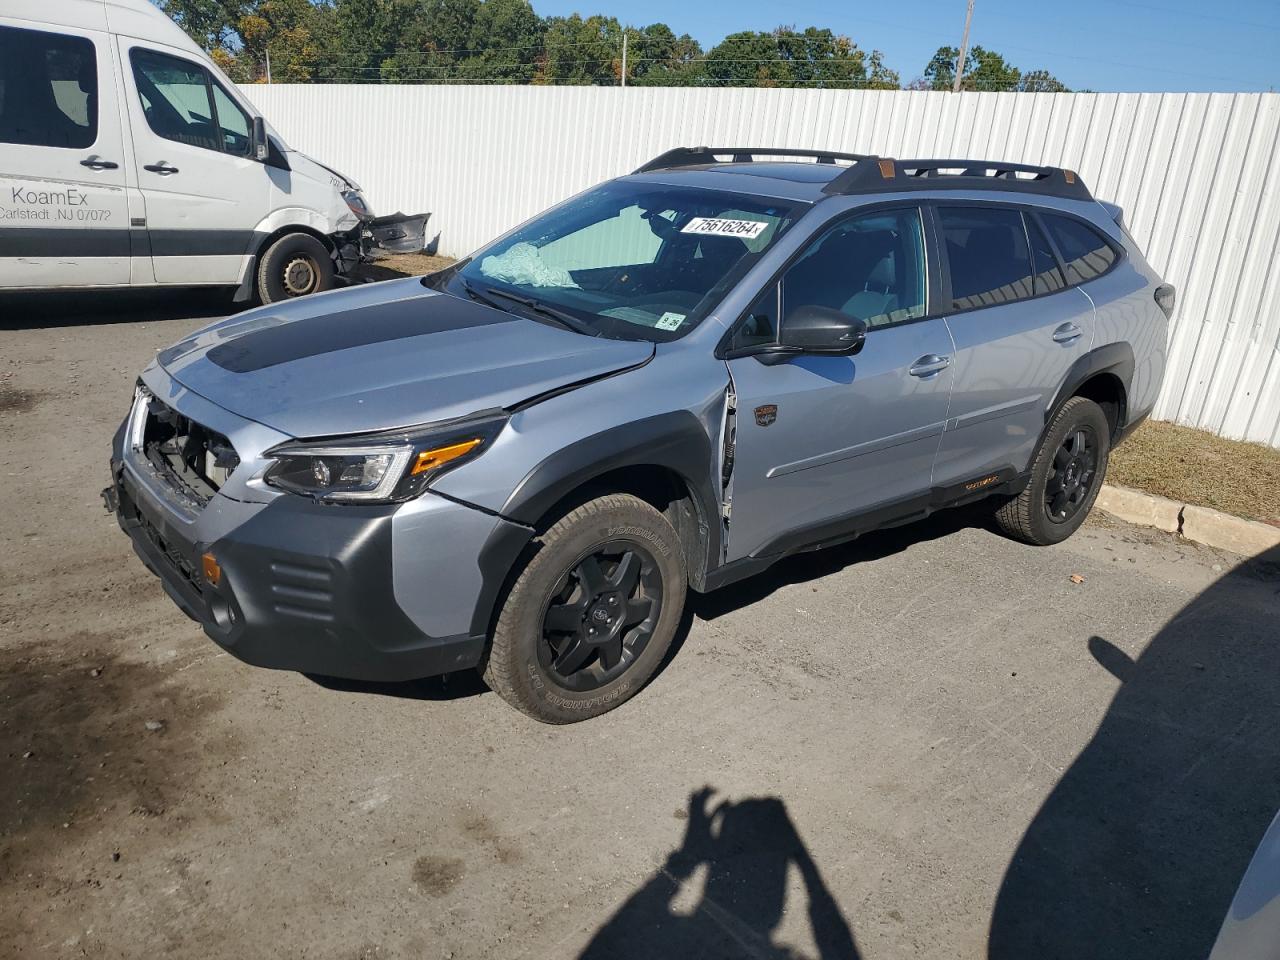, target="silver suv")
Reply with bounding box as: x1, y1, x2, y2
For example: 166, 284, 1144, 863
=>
106, 147, 1173, 723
